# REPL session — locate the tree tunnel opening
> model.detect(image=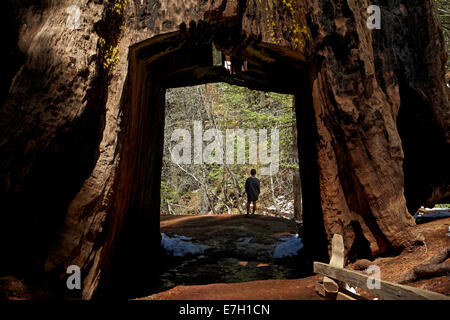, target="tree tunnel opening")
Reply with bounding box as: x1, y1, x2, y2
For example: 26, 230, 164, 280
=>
153, 82, 304, 294
162, 83, 300, 219
103, 22, 328, 298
